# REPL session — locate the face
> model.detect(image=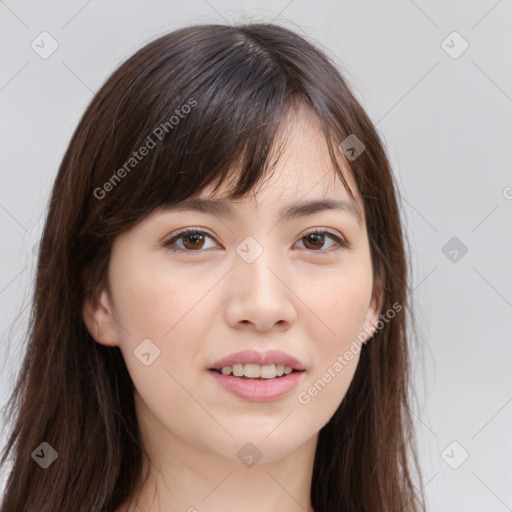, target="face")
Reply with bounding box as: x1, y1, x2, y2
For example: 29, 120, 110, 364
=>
84, 108, 382, 465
